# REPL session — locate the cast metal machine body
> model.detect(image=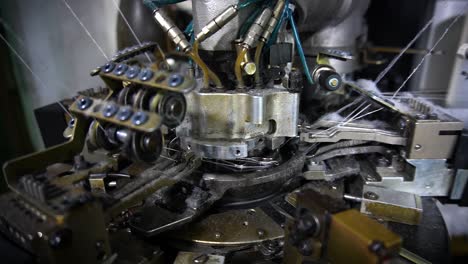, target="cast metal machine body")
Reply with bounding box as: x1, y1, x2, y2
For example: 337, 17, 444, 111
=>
1, 0, 467, 263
